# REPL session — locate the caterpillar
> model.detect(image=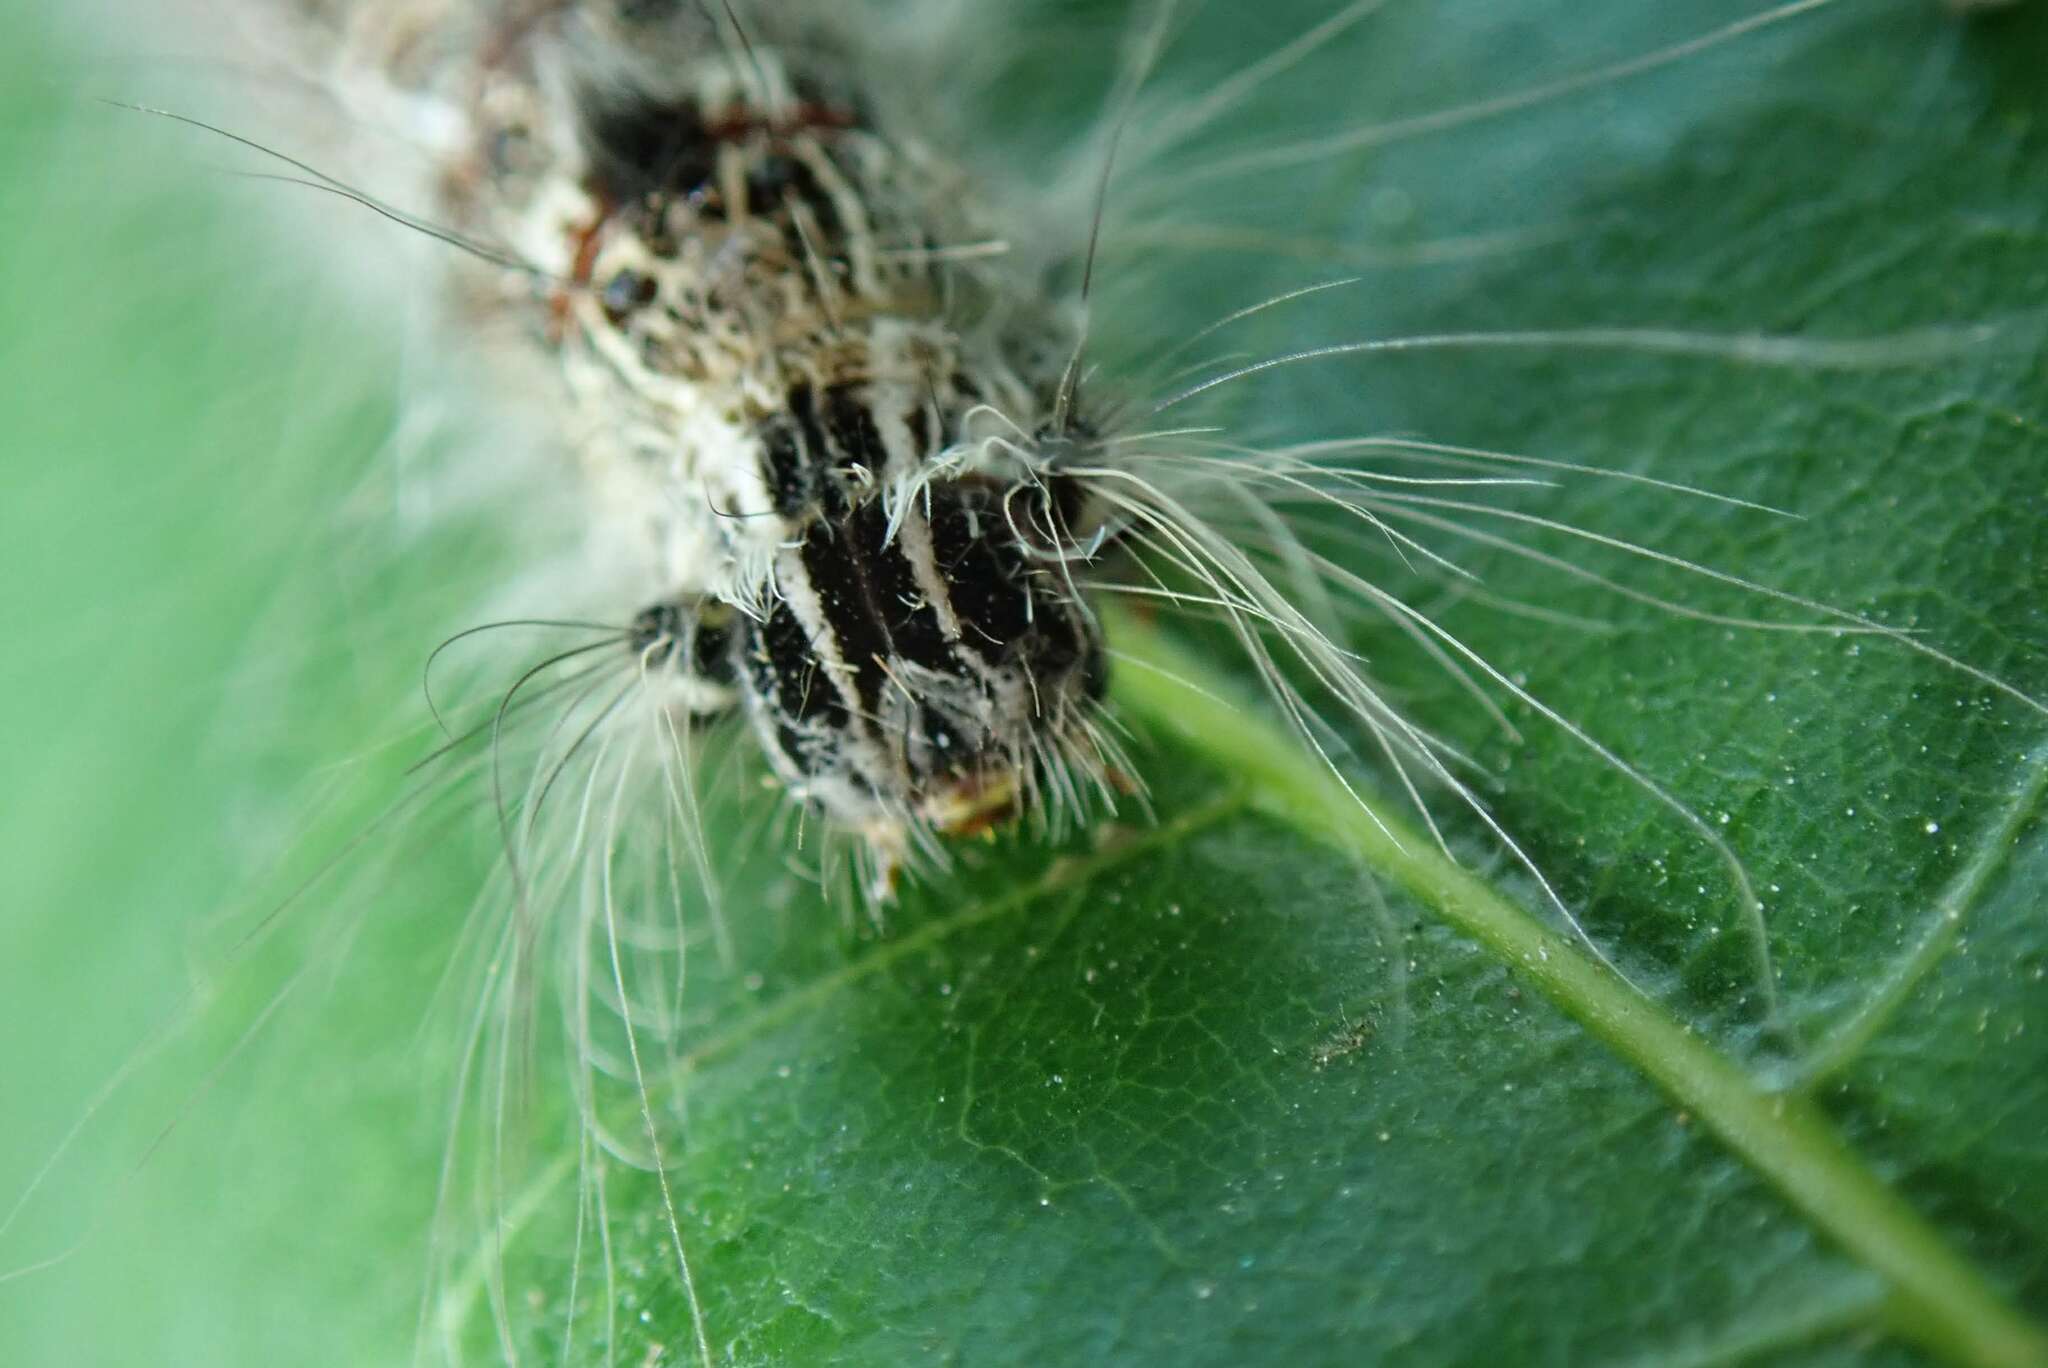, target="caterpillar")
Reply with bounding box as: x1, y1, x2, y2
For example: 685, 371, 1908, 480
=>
5, 2, 2046, 1365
